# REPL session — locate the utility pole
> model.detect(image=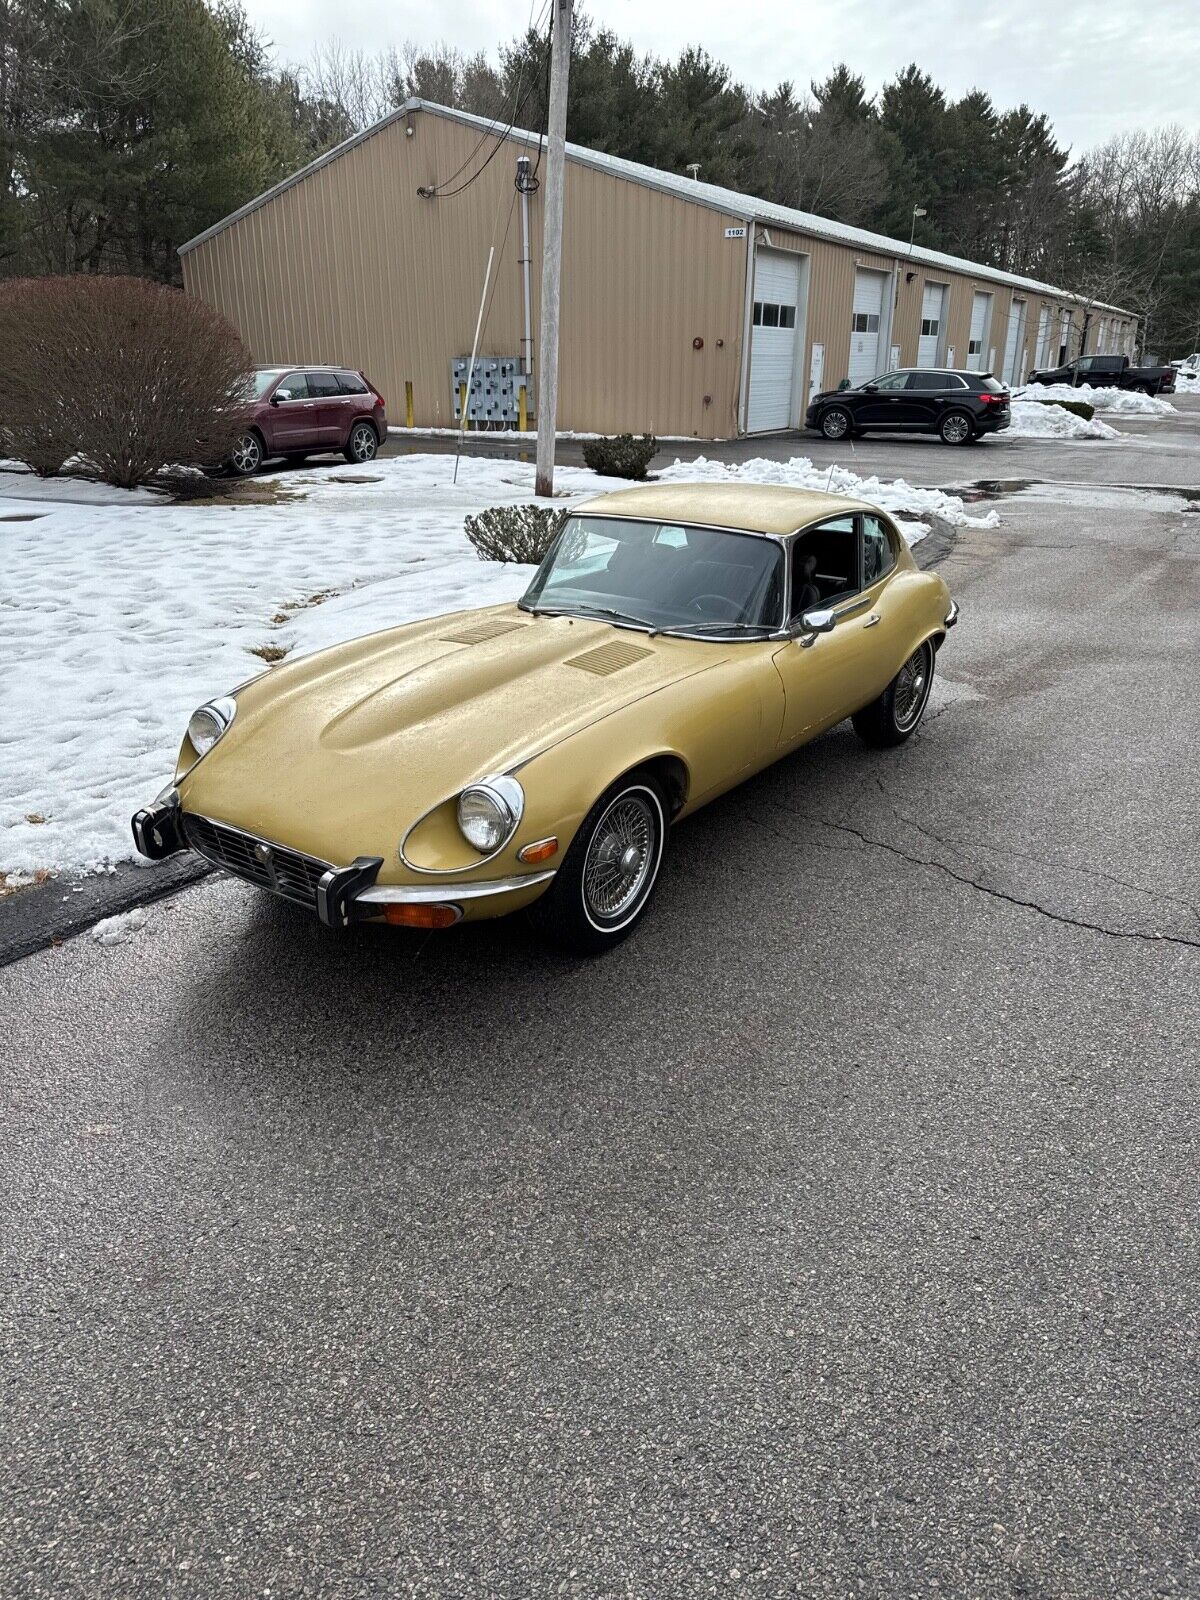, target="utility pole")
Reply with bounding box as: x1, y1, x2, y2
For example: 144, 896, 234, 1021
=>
535, 0, 571, 498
